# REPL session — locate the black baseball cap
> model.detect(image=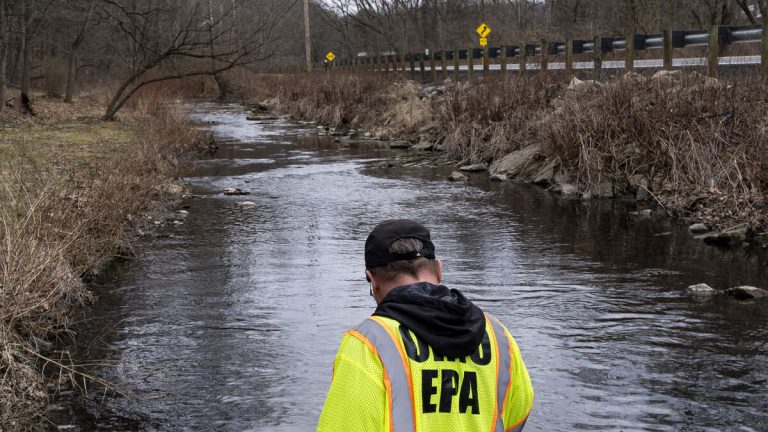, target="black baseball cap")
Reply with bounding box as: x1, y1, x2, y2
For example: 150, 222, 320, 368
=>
365, 219, 436, 268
